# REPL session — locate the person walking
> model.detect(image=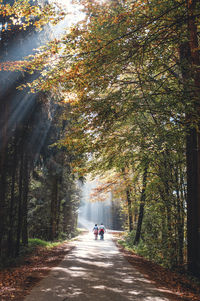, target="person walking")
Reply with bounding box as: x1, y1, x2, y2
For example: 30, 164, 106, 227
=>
93, 224, 98, 240
99, 223, 105, 240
